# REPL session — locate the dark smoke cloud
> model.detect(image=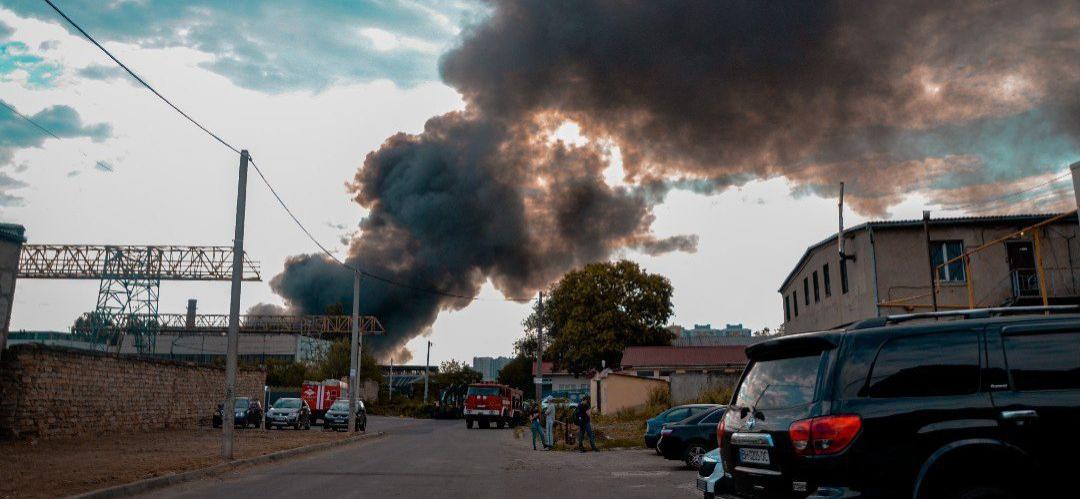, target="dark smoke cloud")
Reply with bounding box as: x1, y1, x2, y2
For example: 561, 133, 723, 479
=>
273, 0, 1078, 360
